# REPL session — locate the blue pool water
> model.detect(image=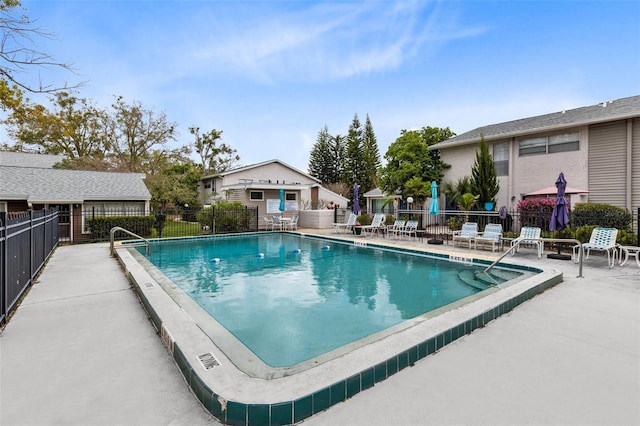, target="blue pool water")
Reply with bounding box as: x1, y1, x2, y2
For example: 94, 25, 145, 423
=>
139, 234, 521, 367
